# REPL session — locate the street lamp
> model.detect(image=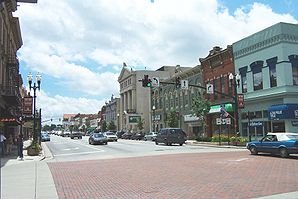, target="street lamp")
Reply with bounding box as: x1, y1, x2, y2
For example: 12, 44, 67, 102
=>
27, 72, 41, 143
117, 113, 120, 131
229, 73, 240, 136
152, 105, 156, 132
